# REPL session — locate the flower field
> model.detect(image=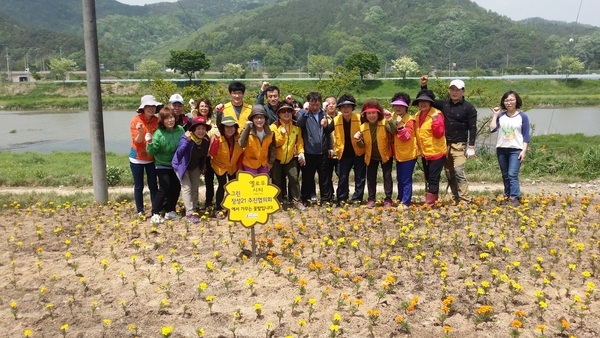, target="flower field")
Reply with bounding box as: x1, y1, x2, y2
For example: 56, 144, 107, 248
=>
1, 190, 599, 337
